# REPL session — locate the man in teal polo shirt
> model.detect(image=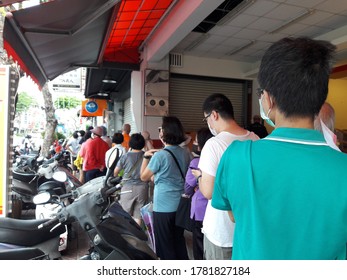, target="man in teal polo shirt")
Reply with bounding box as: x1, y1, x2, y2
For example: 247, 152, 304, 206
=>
212, 37, 347, 260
